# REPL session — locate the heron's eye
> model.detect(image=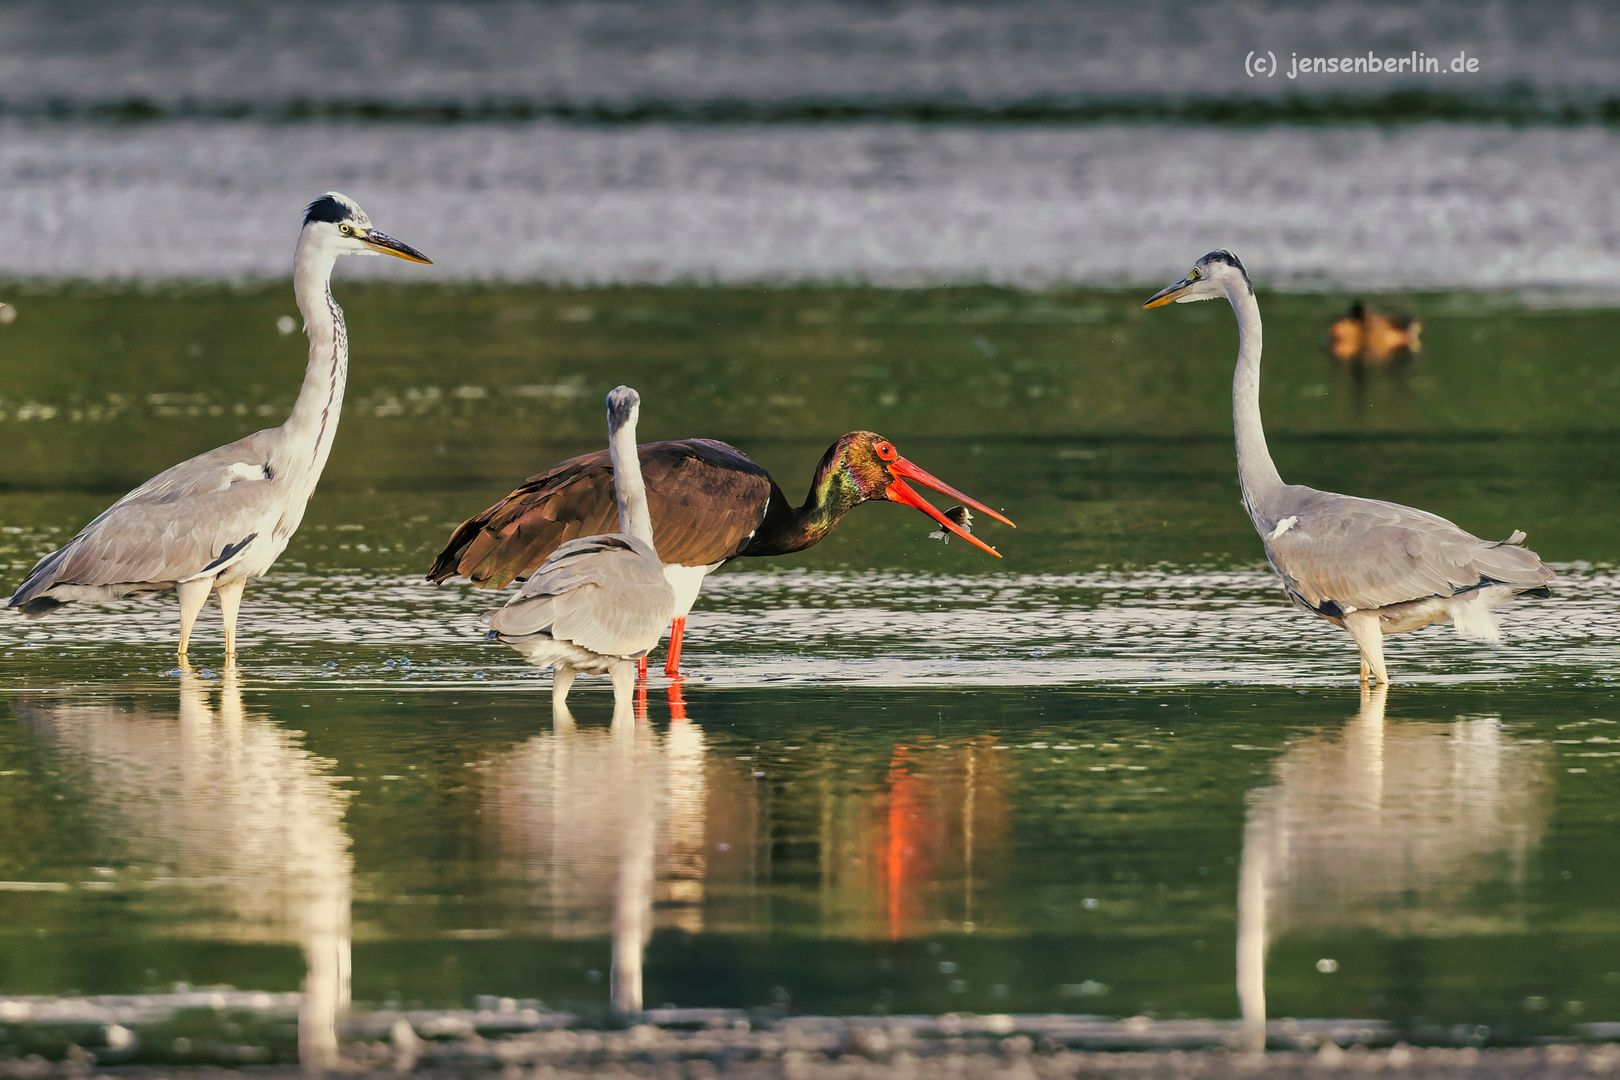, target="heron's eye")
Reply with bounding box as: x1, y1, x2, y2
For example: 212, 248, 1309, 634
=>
875, 441, 897, 461
338, 223, 354, 235
1187, 267, 1202, 281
